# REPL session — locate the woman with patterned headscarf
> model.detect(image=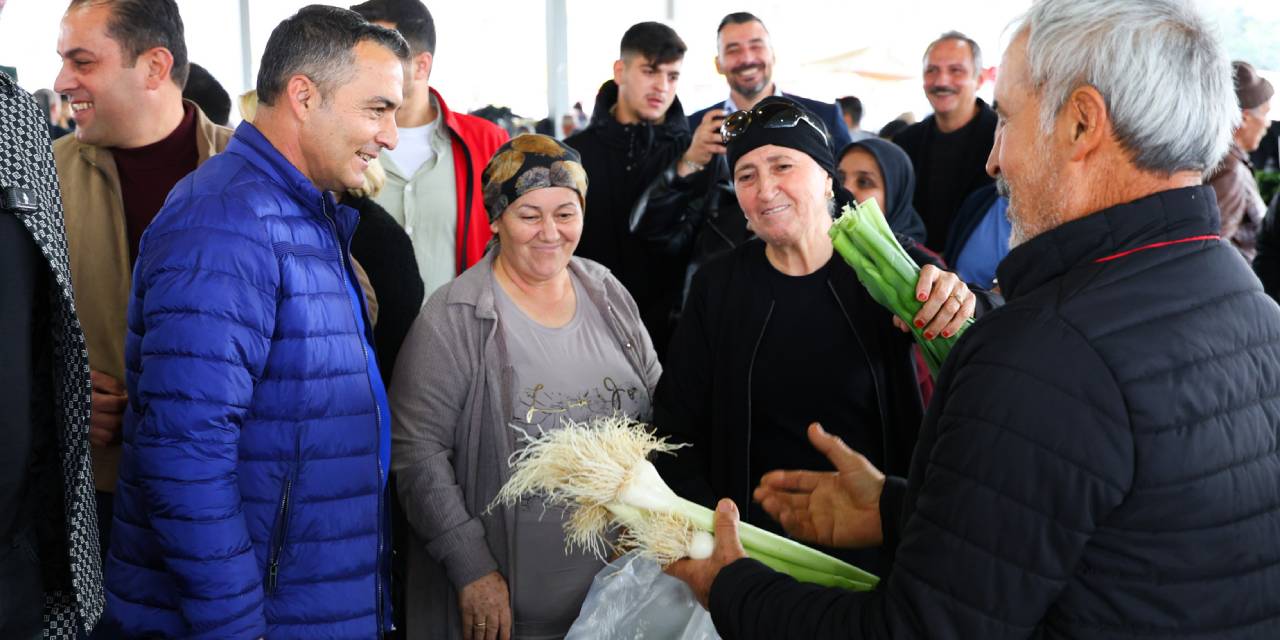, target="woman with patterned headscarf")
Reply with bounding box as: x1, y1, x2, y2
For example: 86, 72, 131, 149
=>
389, 134, 662, 640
